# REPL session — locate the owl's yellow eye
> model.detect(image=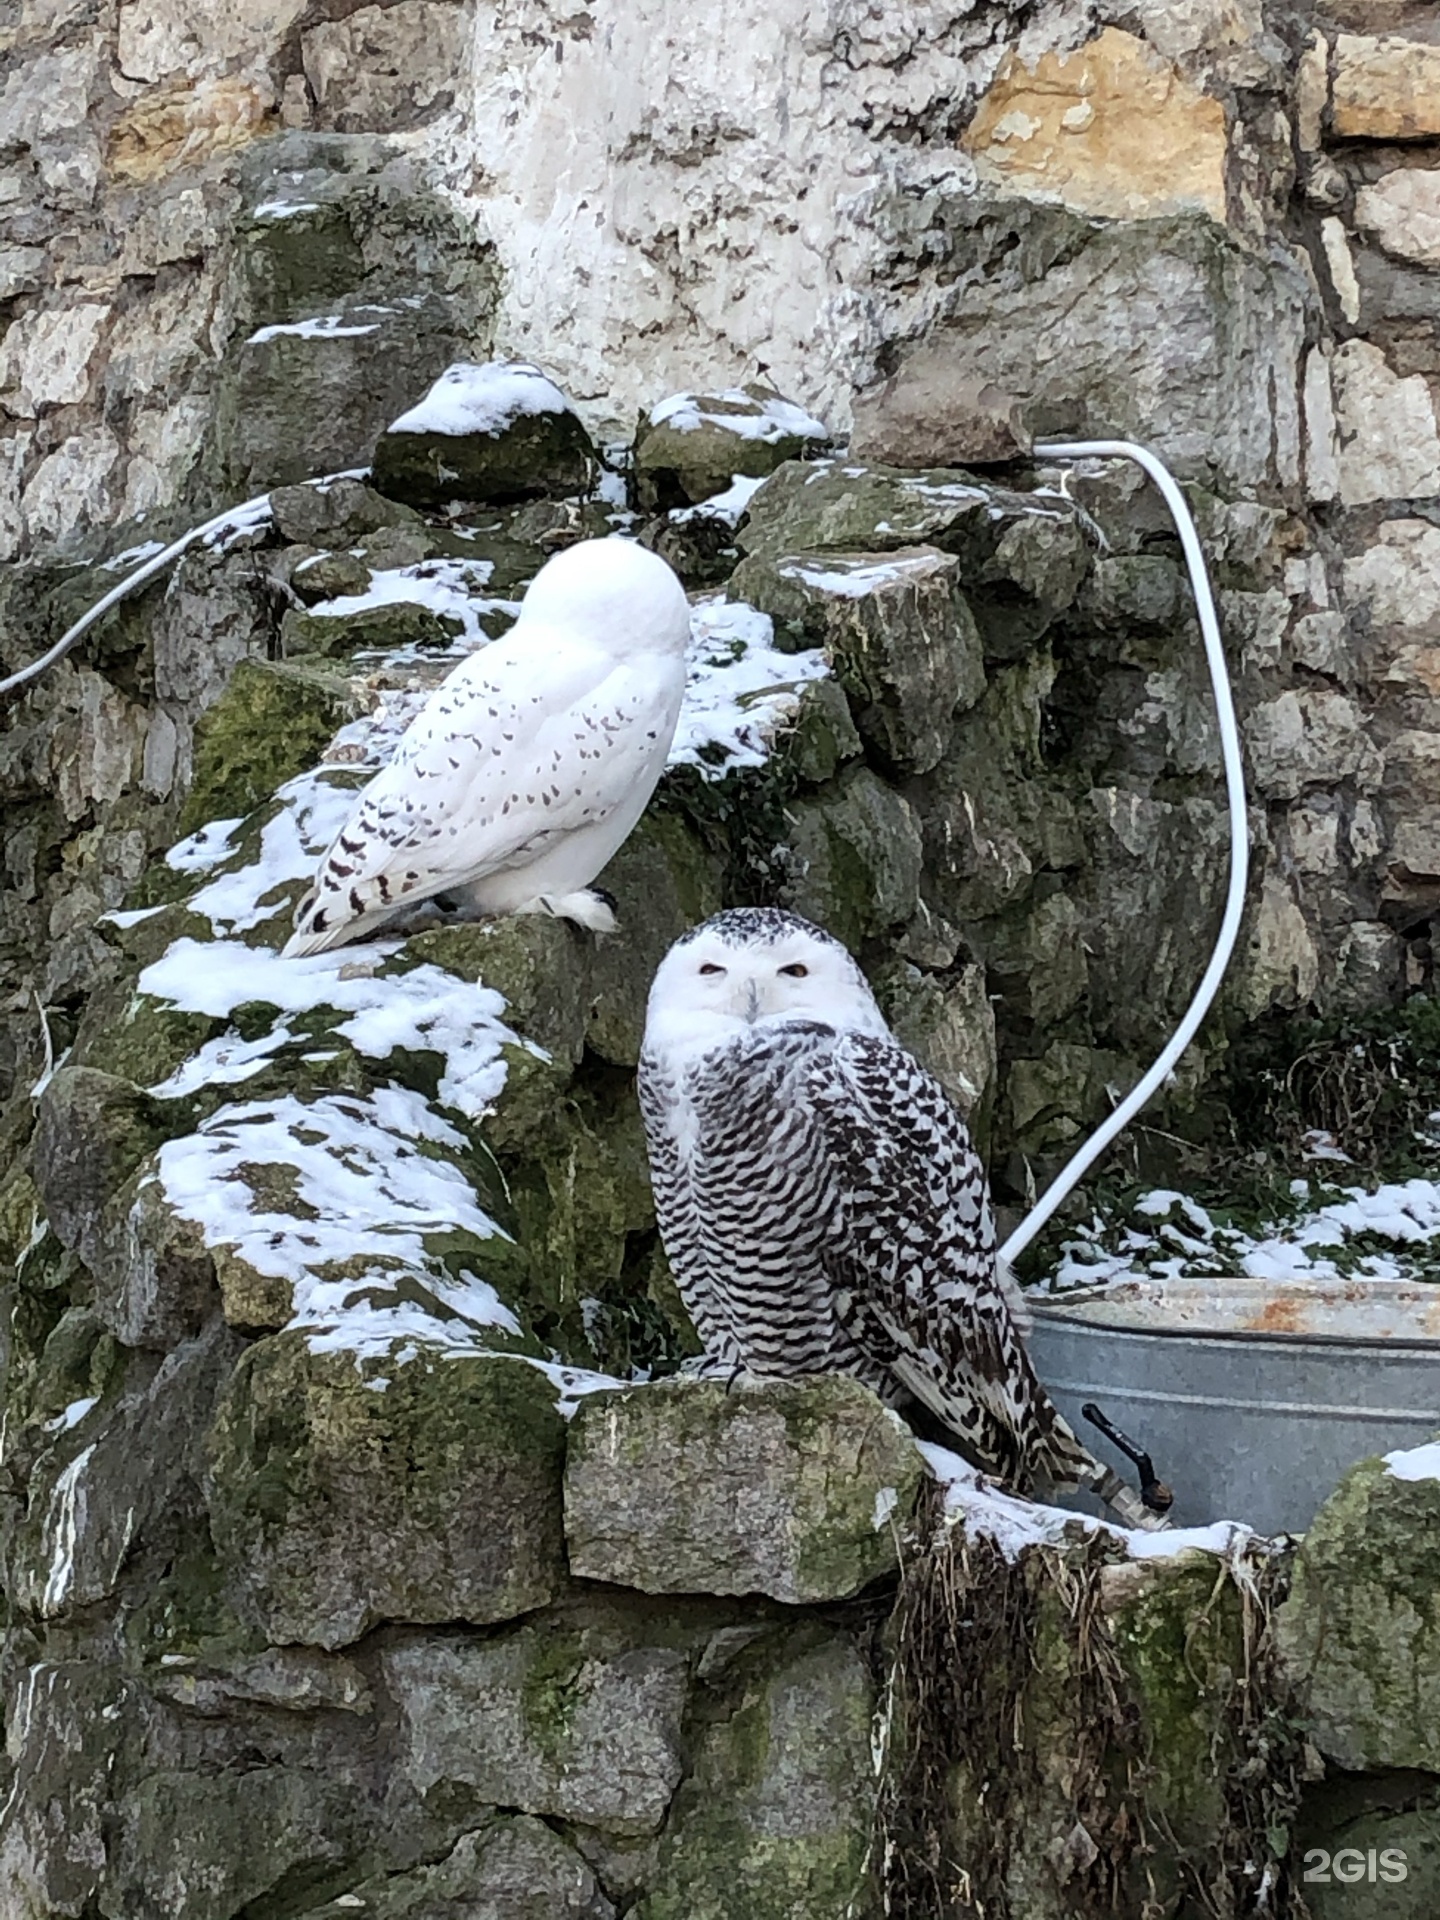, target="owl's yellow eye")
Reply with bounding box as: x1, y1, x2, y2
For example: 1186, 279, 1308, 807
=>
778, 963, 809, 978
699, 962, 725, 975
